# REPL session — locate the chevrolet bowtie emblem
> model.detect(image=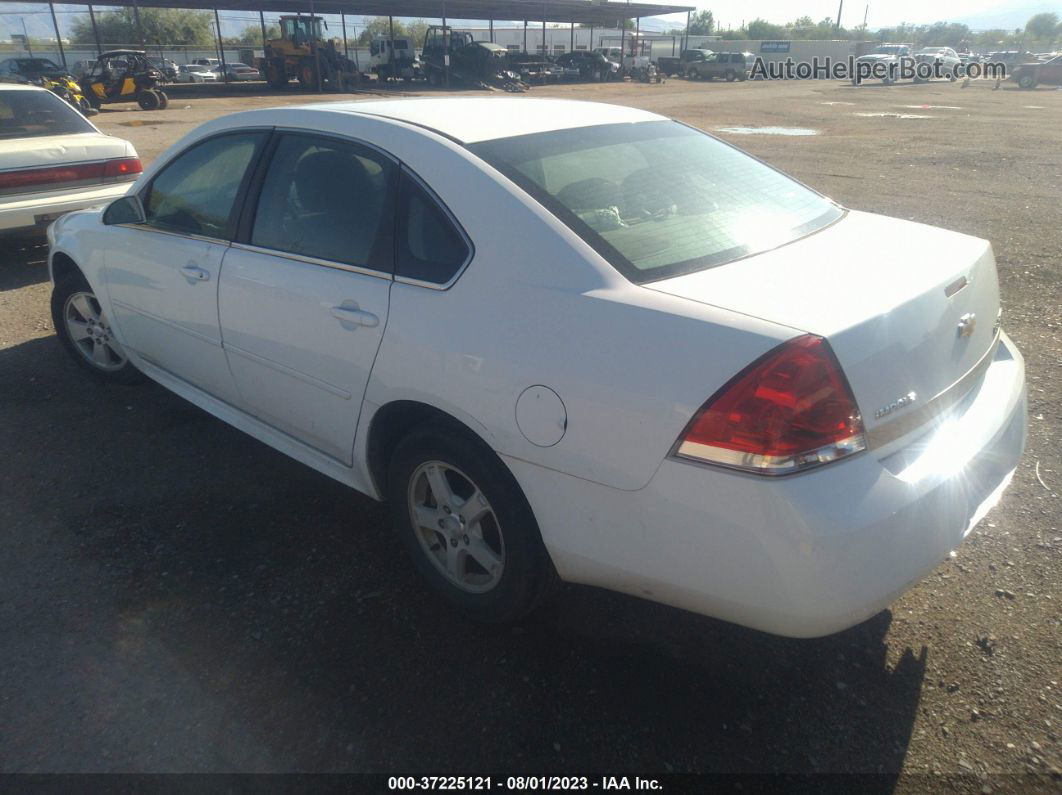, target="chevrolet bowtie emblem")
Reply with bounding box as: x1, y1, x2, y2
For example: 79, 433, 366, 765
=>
957, 313, 977, 338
